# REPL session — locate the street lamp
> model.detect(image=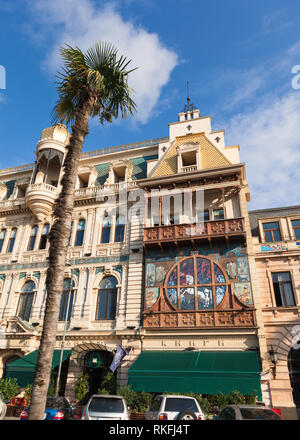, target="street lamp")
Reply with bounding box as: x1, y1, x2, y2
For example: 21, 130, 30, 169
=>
269, 346, 278, 379
55, 283, 73, 397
